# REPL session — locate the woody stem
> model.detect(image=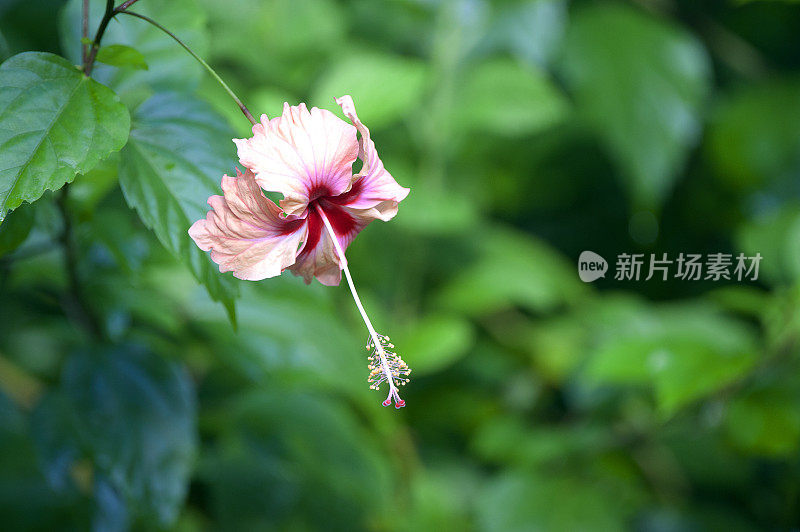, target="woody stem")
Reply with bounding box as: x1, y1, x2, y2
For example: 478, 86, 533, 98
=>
313, 204, 398, 395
